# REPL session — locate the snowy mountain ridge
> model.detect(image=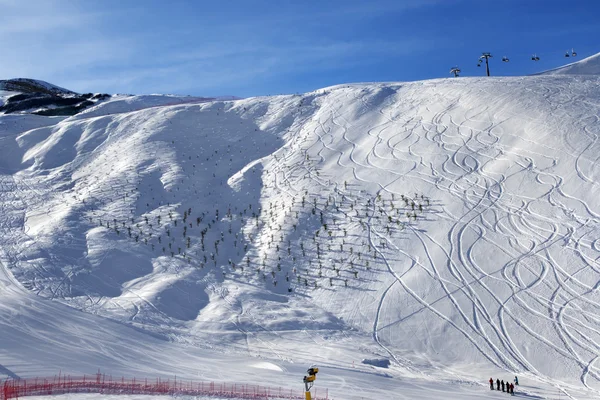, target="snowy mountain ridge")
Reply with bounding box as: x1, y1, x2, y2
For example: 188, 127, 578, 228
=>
2, 65, 600, 399
0, 78, 112, 116
539, 51, 600, 75
0, 78, 75, 95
